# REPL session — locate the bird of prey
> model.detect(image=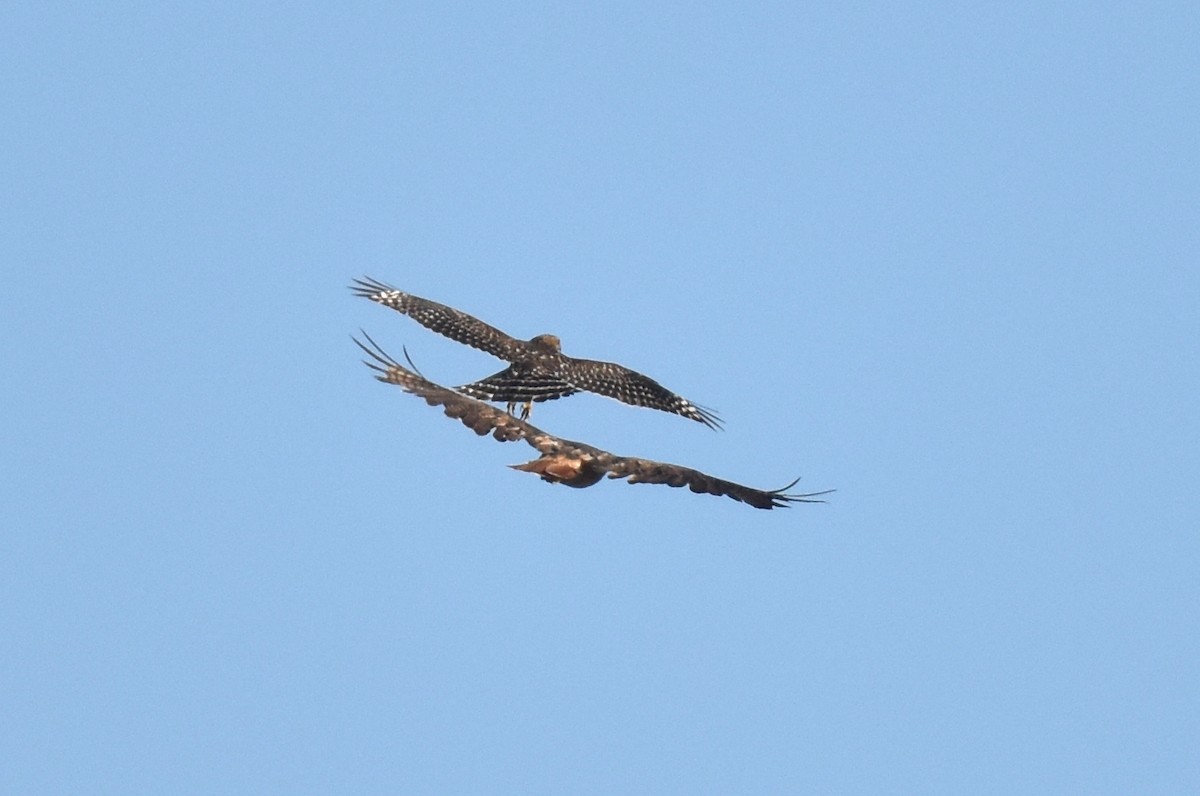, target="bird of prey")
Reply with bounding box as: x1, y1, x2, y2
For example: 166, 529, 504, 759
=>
350, 276, 721, 429
353, 335, 830, 510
